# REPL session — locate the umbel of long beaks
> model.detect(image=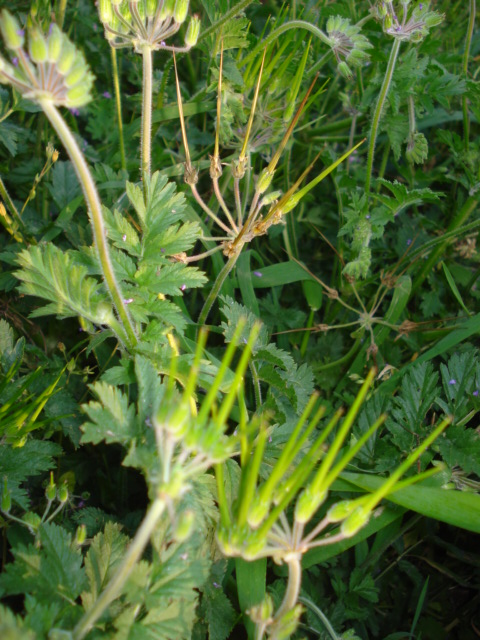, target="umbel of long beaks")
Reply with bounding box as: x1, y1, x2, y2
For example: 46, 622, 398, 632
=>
0, 10, 93, 108
98, 0, 200, 52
